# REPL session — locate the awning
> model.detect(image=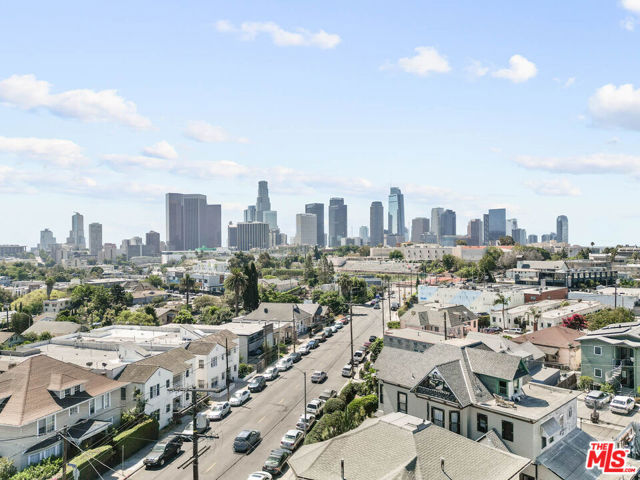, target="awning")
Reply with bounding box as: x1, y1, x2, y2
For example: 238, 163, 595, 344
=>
538, 345, 559, 356
541, 417, 562, 437
68, 419, 111, 443
24, 434, 61, 454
